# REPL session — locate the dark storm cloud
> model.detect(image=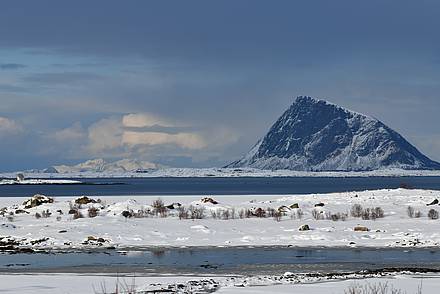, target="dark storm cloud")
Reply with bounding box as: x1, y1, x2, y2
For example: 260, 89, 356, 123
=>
0, 63, 26, 70
0, 0, 439, 170
22, 72, 102, 85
